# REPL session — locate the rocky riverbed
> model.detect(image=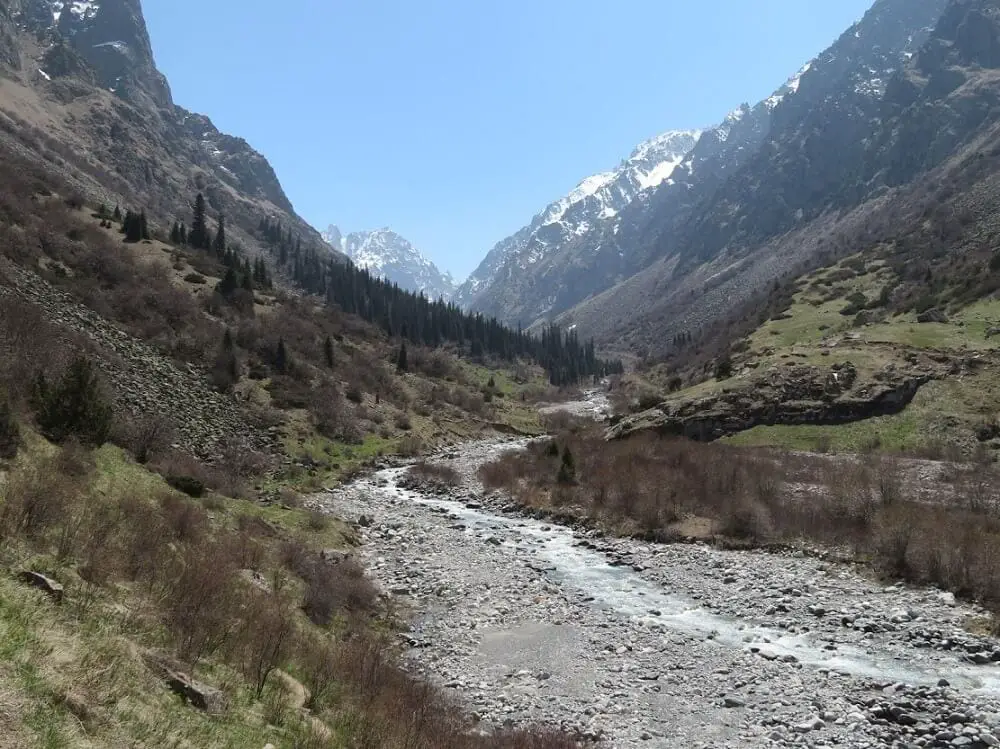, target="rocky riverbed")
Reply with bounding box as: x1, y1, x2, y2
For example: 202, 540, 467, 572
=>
314, 404, 1000, 748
